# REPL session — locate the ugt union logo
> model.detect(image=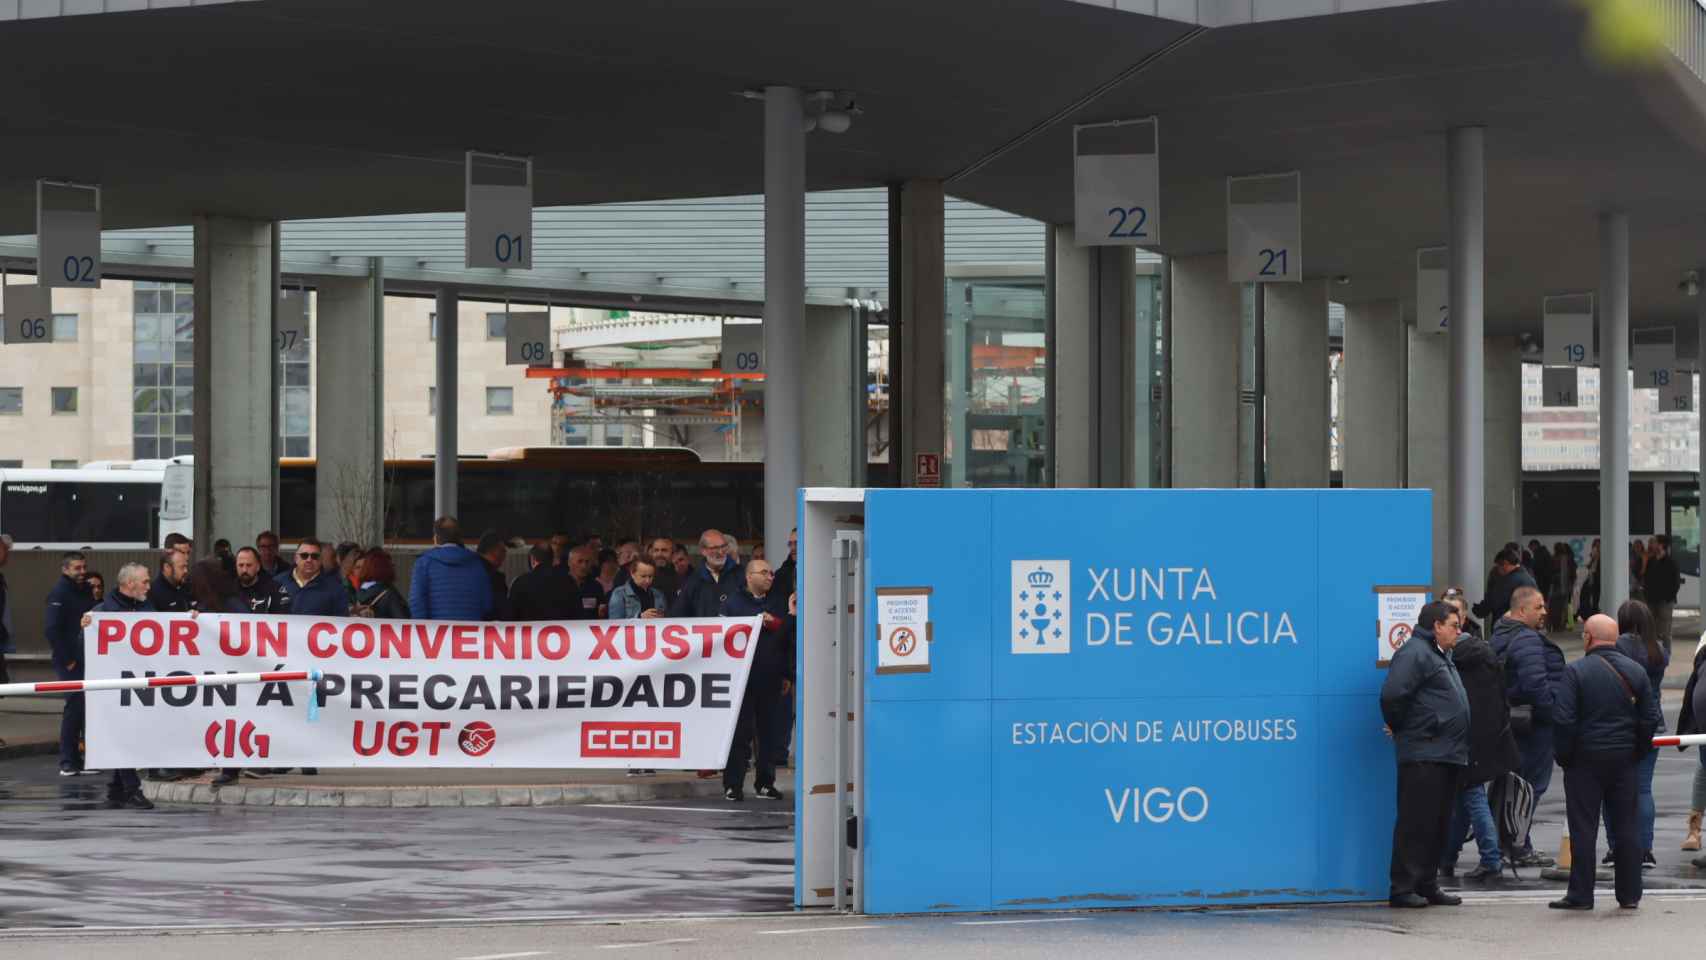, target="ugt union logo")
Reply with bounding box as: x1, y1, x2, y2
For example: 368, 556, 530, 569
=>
1012, 560, 1071, 654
